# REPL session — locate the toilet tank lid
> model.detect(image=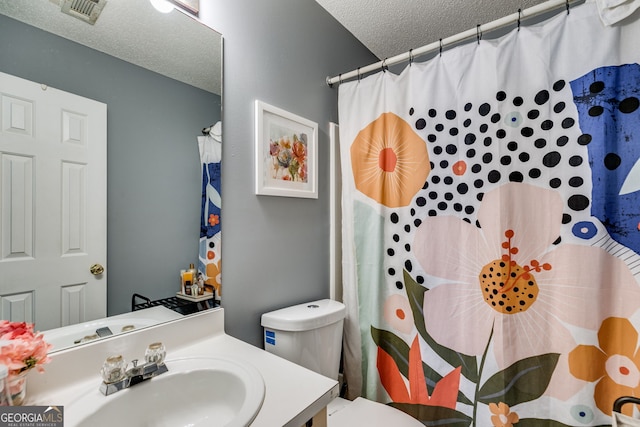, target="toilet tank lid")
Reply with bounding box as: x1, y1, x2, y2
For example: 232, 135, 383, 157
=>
261, 299, 346, 331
